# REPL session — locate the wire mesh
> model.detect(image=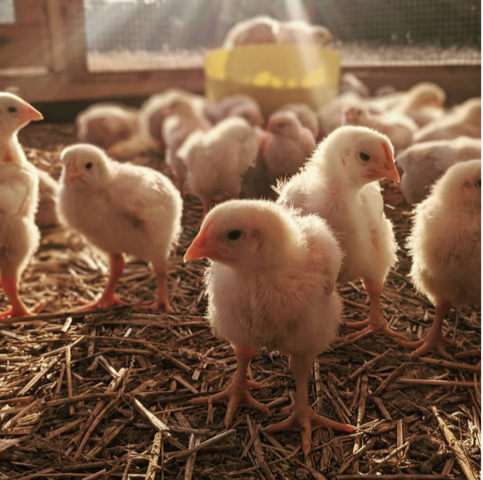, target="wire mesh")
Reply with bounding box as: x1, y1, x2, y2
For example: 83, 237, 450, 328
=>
83, 0, 481, 72
0, 0, 15, 24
